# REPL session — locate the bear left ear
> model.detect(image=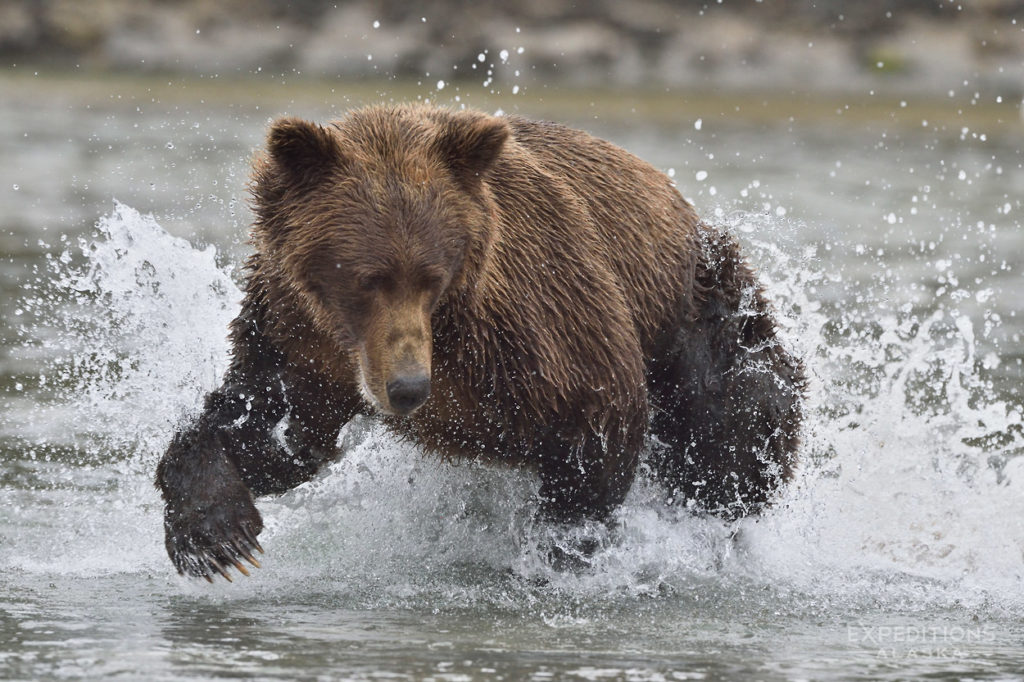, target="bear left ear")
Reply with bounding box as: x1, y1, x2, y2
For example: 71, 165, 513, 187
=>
433, 112, 510, 188
265, 116, 342, 185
